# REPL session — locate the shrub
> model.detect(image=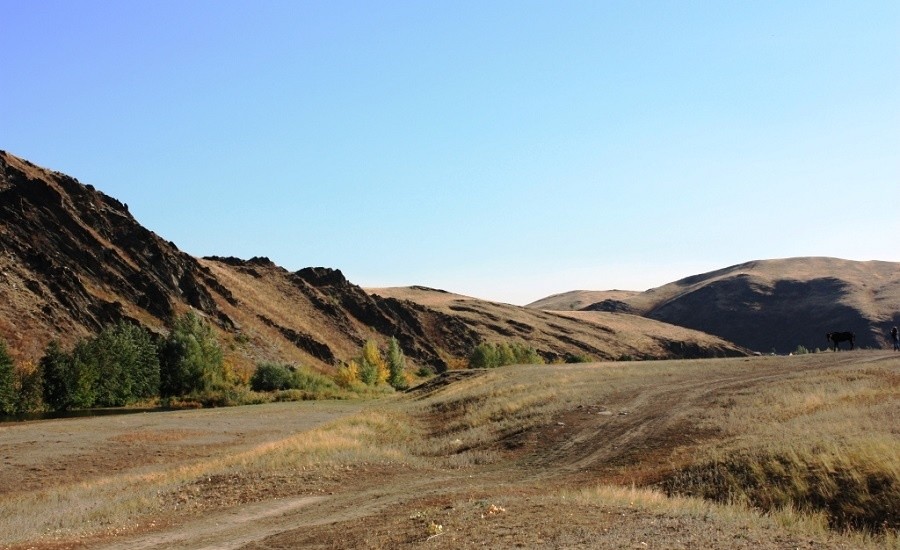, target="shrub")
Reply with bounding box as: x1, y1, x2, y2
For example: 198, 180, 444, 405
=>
290, 366, 340, 395
250, 362, 297, 392
336, 360, 361, 388
793, 345, 810, 355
